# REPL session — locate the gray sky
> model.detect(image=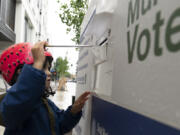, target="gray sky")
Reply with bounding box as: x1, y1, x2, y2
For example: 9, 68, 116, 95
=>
47, 0, 78, 74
